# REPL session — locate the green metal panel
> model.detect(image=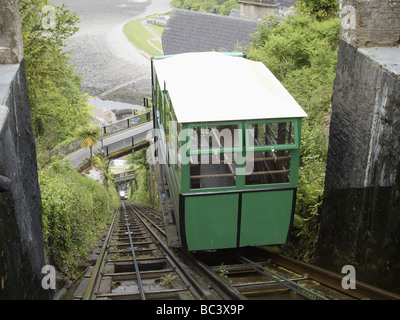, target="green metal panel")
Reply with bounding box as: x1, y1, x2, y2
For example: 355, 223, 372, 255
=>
240, 190, 293, 246
184, 194, 238, 250
180, 124, 191, 193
